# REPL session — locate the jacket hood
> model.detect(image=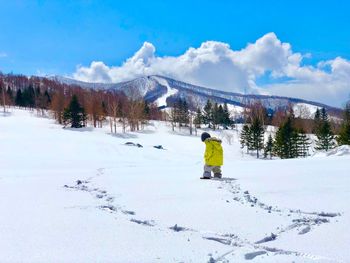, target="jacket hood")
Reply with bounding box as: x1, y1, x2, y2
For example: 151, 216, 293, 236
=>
205, 137, 222, 144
